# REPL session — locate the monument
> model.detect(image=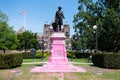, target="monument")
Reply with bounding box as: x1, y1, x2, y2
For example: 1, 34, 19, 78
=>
31, 7, 86, 72
53, 6, 65, 31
